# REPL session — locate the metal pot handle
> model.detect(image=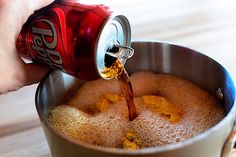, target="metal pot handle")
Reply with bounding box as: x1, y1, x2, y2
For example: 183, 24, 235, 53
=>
221, 124, 236, 157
